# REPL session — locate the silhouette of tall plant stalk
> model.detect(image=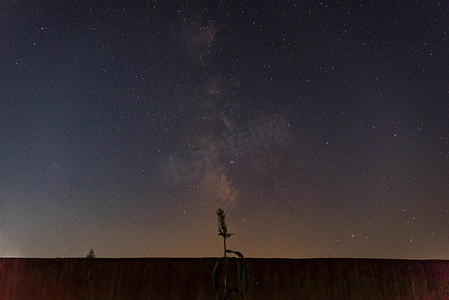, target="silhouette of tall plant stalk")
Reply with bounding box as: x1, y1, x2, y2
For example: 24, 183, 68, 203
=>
213, 208, 249, 300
